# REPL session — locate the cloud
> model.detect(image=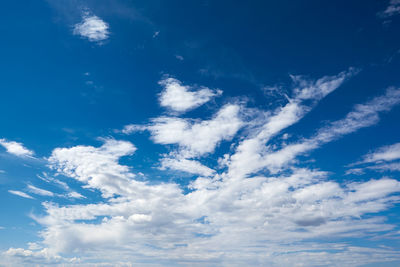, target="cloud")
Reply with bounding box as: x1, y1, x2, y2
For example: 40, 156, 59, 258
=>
8, 190, 34, 199
36, 173, 85, 199
128, 104, 243, 159
160, 157, 216, 177
6, 71, 400, 266
0, 138, 34, 157
20, 163, 400, 266
379, 0, 400, 17
158, 77, 222, 112
27, 185, 54, 197
2, 247, 77, 265
226, 69, 356, 177
48, 139, 138, 198
360, 142, 400, 164
255, 87, 400, 173
346, 142, 400, 174
73, 13, 109, 43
